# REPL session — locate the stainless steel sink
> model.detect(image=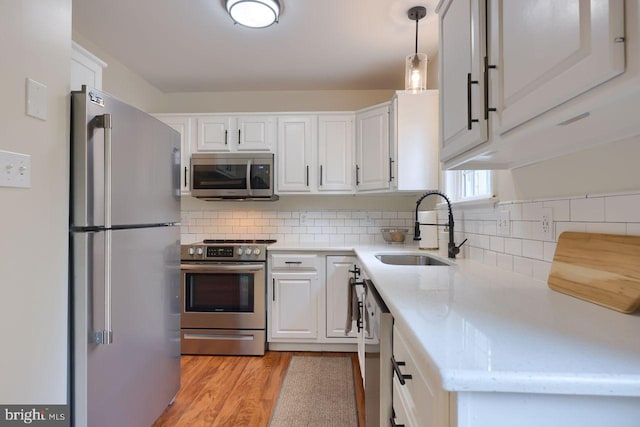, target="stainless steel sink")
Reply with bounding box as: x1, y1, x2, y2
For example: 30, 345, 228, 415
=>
375, 254, 450, 266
